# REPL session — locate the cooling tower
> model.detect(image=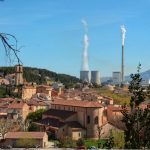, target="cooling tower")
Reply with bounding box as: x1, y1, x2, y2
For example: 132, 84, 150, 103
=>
80, 71, 90, 83
91, 71, 101, 85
